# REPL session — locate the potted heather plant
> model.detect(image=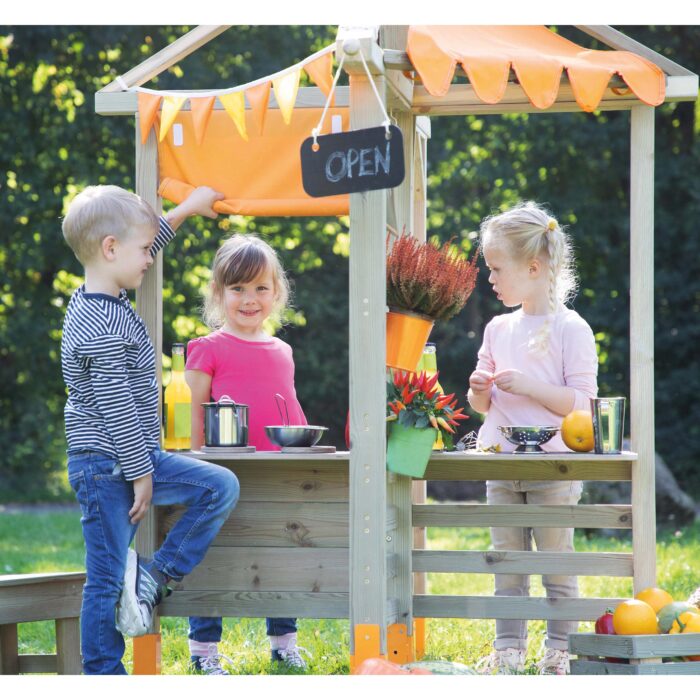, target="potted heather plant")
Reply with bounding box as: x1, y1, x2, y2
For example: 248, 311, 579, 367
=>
386, 232, 479, 371
386, 369, 468, 477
